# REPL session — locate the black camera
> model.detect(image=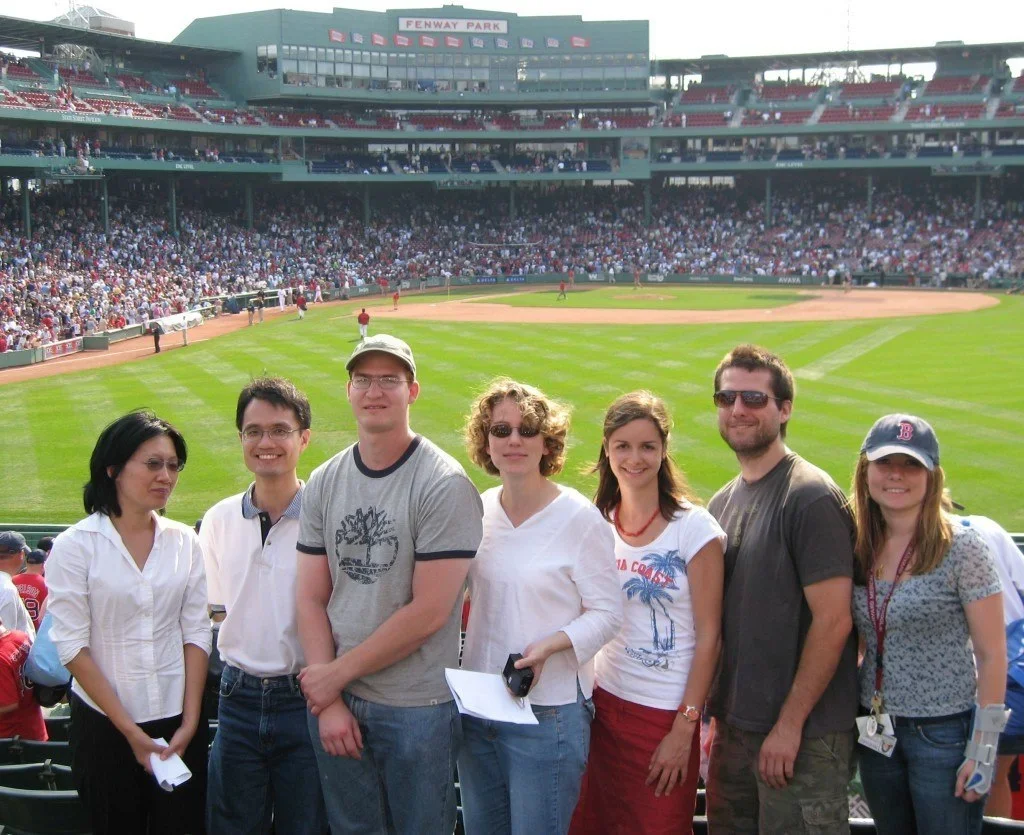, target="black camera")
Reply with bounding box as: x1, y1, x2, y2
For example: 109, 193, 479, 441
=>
502, 653, 535, 698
